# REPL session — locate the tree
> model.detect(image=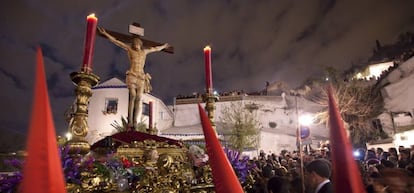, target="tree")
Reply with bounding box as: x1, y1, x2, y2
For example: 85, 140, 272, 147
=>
304, 69, 386, 146
219, 102, 261, 152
